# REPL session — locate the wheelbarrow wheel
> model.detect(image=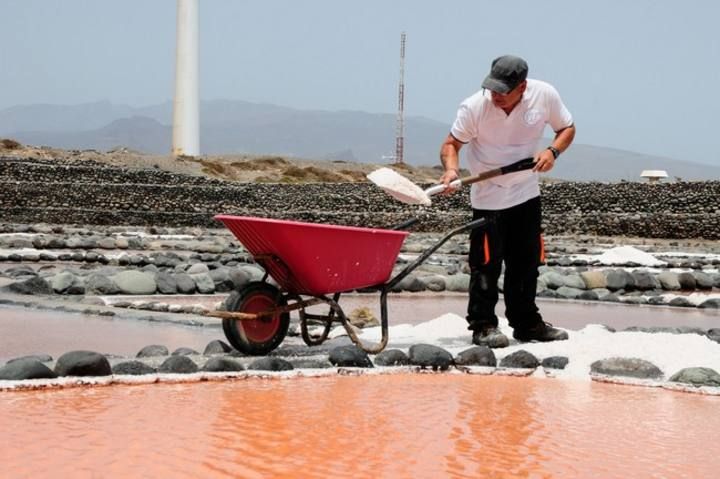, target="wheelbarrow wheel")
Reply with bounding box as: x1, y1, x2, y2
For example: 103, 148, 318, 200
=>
222, 282, 290, 356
